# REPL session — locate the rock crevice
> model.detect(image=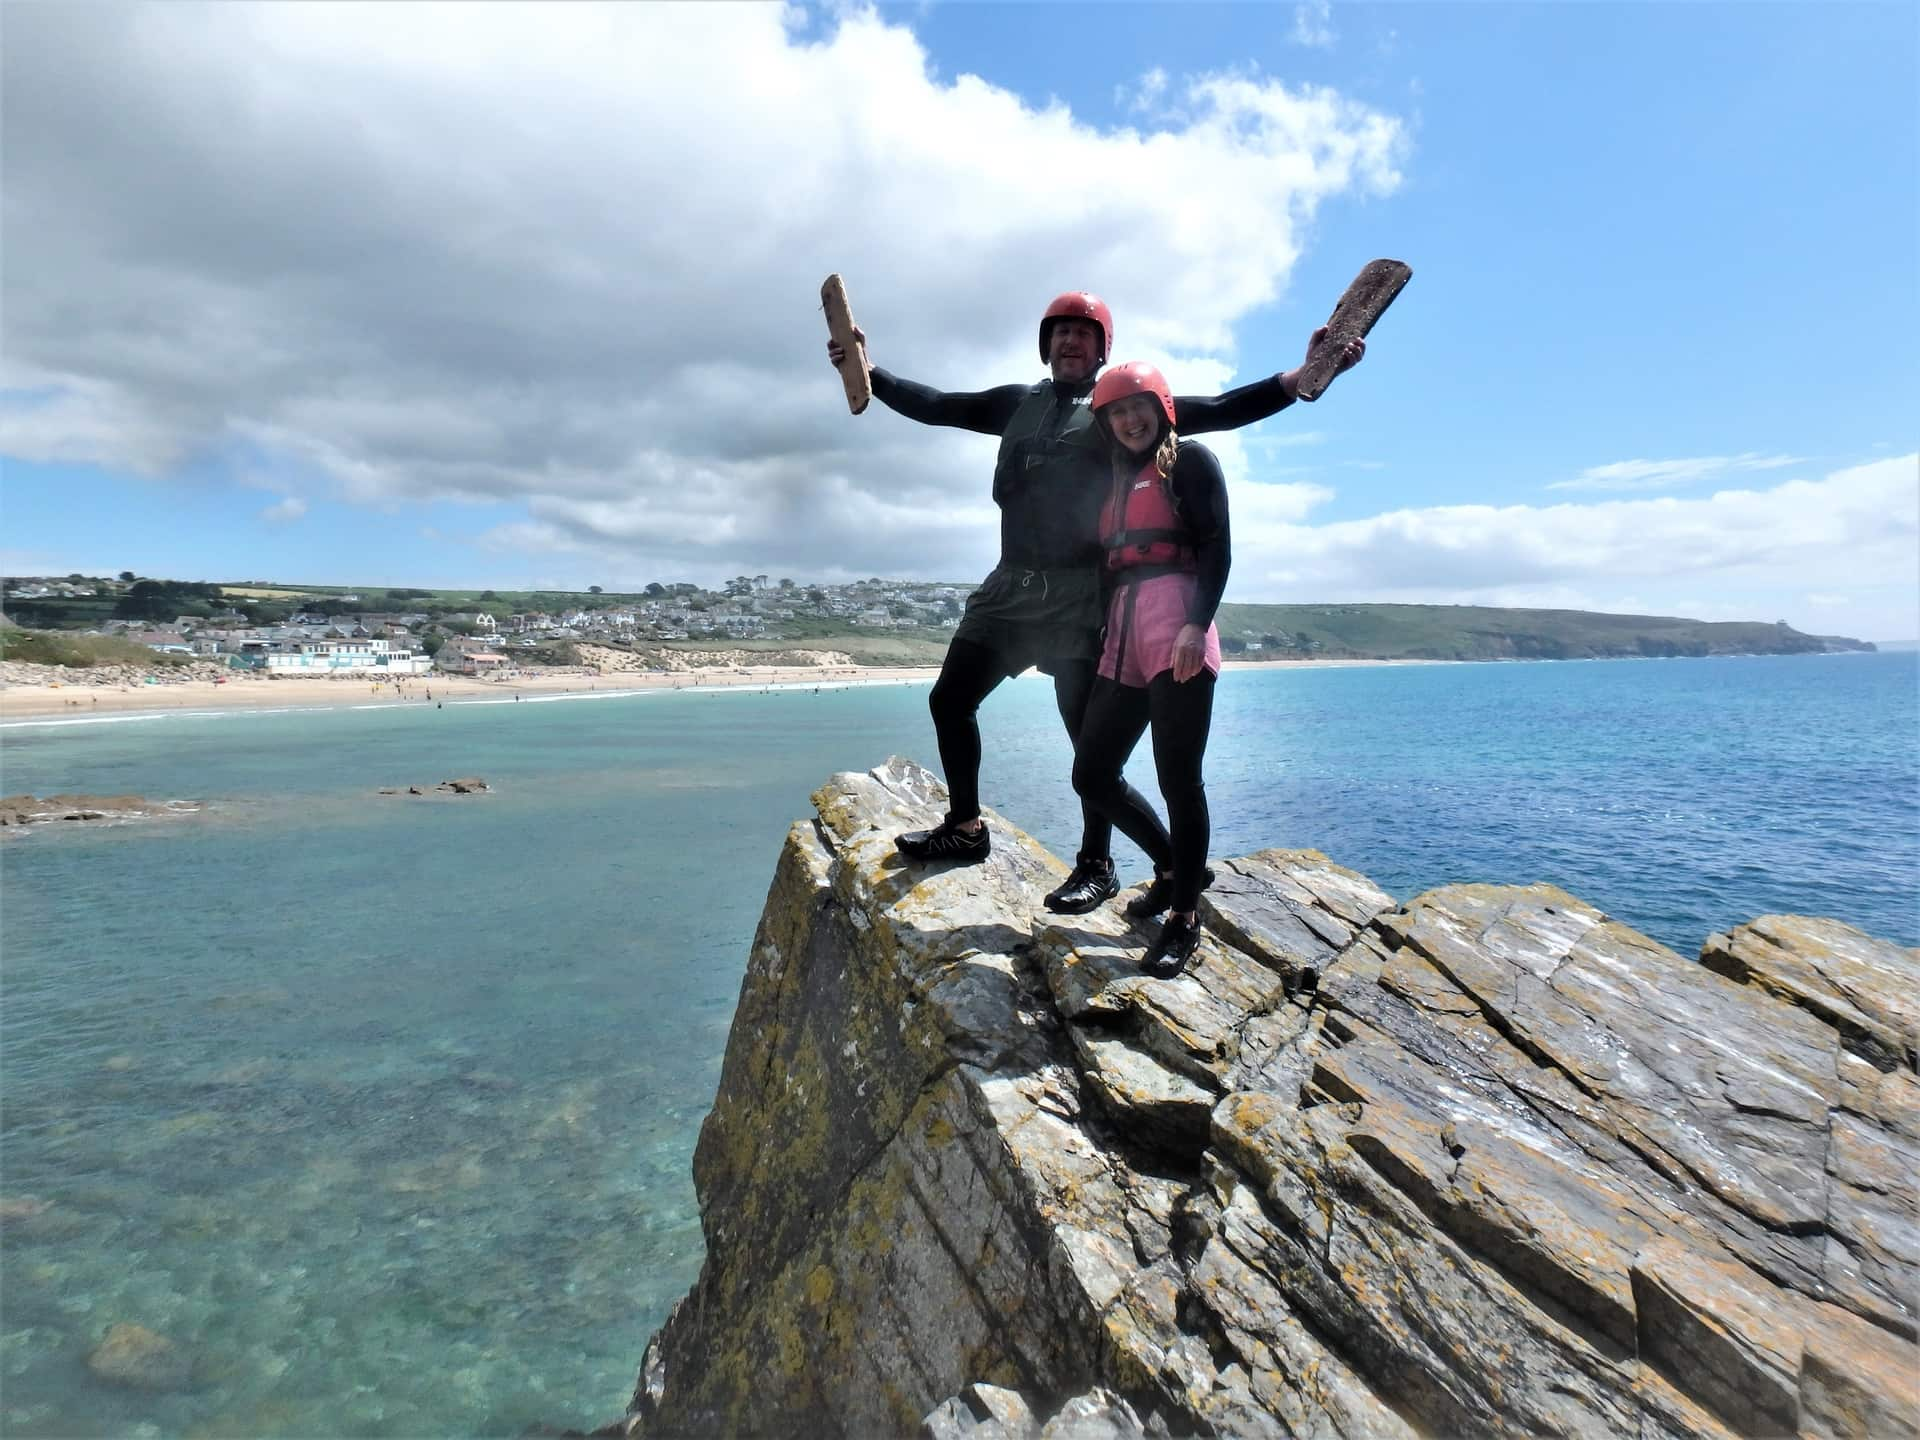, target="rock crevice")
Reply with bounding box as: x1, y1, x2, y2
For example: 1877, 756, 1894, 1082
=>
626, 759, 1919, 1439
